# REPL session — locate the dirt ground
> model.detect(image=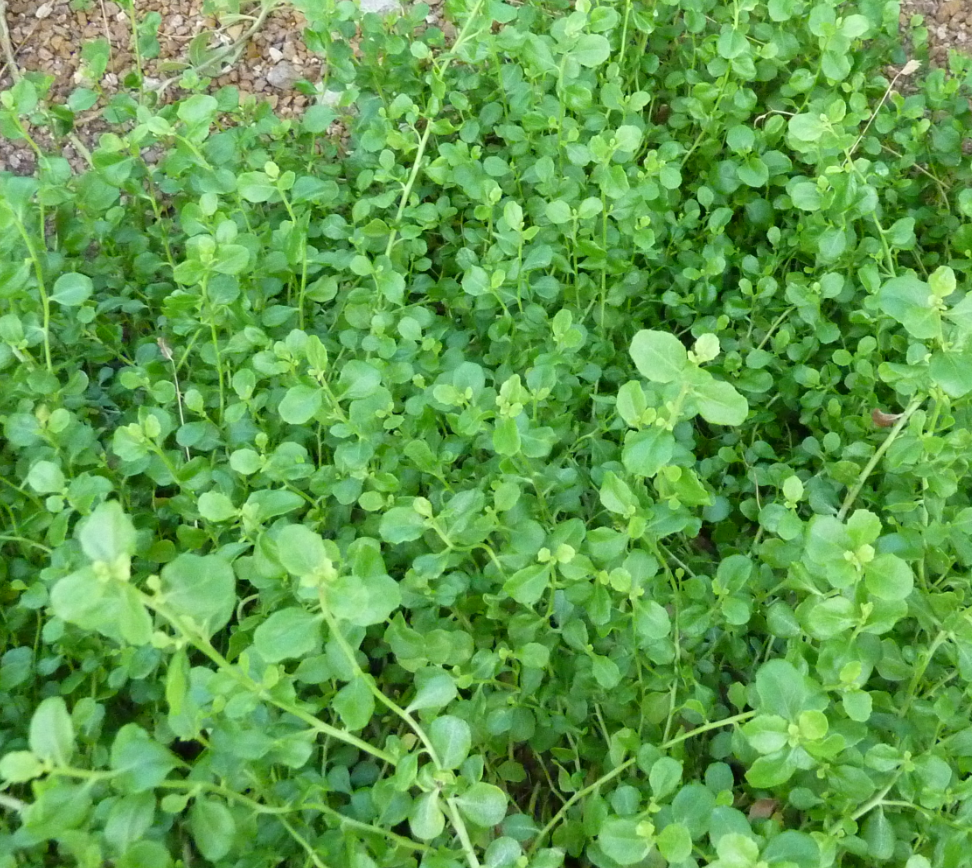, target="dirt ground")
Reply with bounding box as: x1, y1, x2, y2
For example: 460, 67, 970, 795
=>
0, 0, 968, 175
